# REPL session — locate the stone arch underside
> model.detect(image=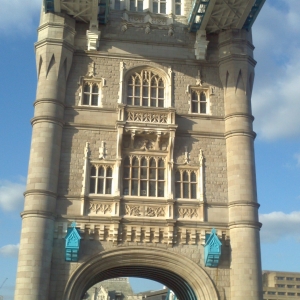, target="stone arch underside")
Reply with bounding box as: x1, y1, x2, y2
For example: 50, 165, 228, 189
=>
63, 247, 219, 300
